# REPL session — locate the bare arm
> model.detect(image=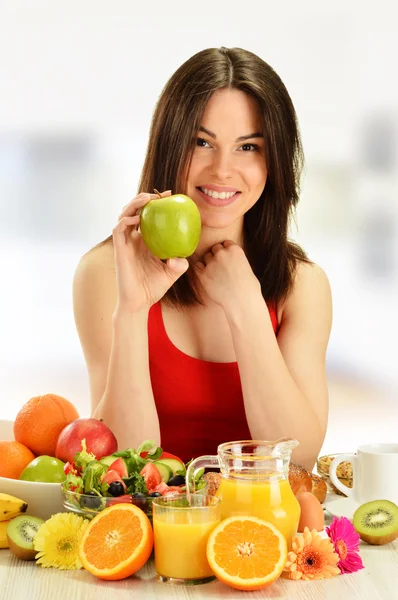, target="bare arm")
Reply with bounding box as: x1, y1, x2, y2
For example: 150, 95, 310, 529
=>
73, 191, 188, 450
225, 262, 332, 471
73, 246, 160, 448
